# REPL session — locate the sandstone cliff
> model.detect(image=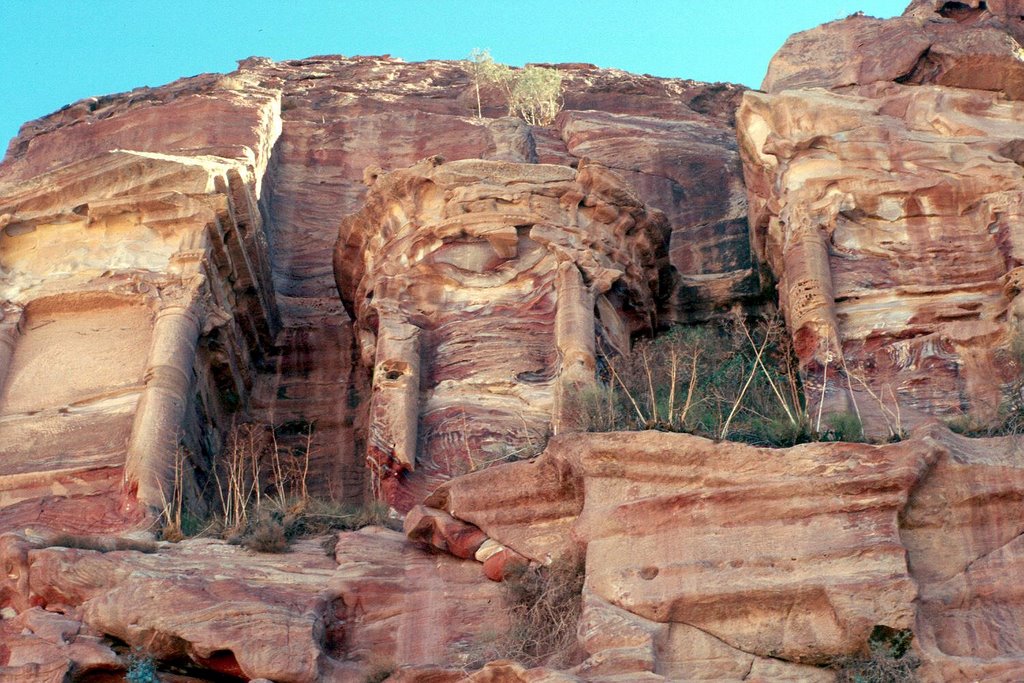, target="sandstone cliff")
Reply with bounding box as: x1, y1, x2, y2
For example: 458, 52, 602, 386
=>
2, 1, 1024, 681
